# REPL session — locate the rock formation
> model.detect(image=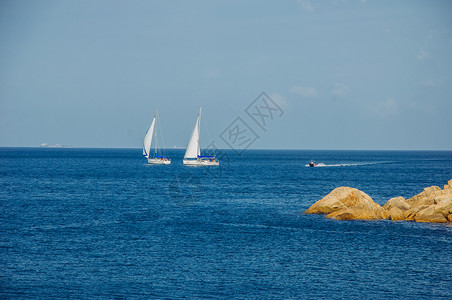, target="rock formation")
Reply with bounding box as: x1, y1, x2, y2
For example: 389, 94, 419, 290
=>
304, 179, 452, 223
304, 187, 388, 220
401, 180, 452, 223
383, 197, 410, 221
